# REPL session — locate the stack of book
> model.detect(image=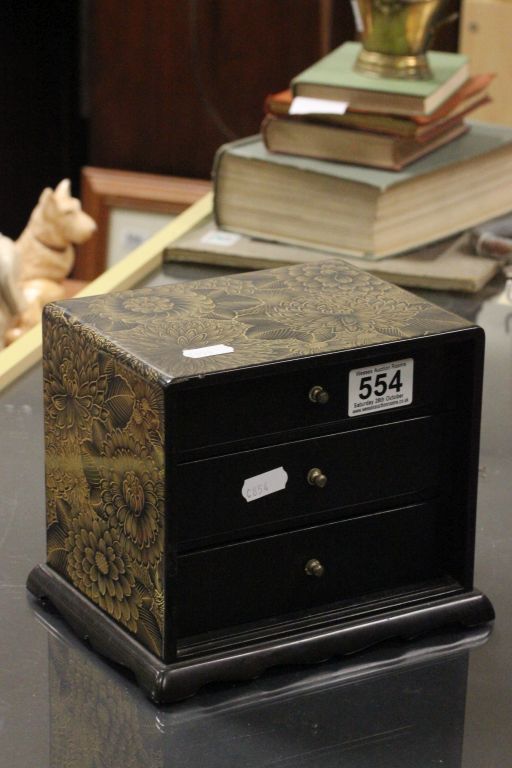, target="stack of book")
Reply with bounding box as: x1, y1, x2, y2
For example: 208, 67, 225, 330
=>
263, 50, 492, 171
212, 42, 512, 262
